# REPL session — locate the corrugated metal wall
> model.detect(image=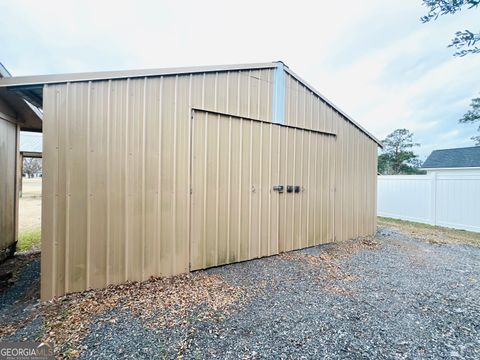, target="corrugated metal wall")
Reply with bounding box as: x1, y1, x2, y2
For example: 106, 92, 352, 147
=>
190, 110, 335, 270
284, 73, 378, 242
0, 116, 17, 259
41, 67, 377, 299
41, 69, 274, 299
